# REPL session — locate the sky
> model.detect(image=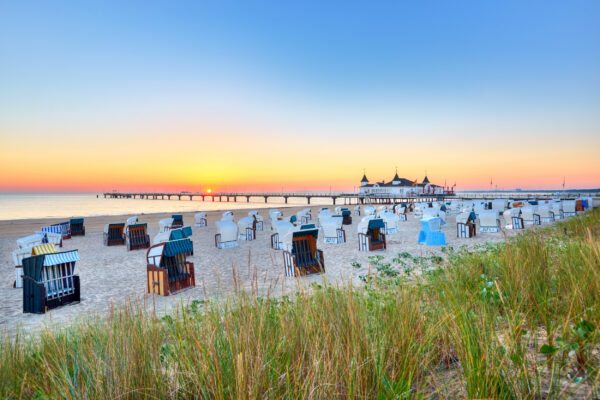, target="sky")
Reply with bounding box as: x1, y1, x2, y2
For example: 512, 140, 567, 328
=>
1, 0, 599, 192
